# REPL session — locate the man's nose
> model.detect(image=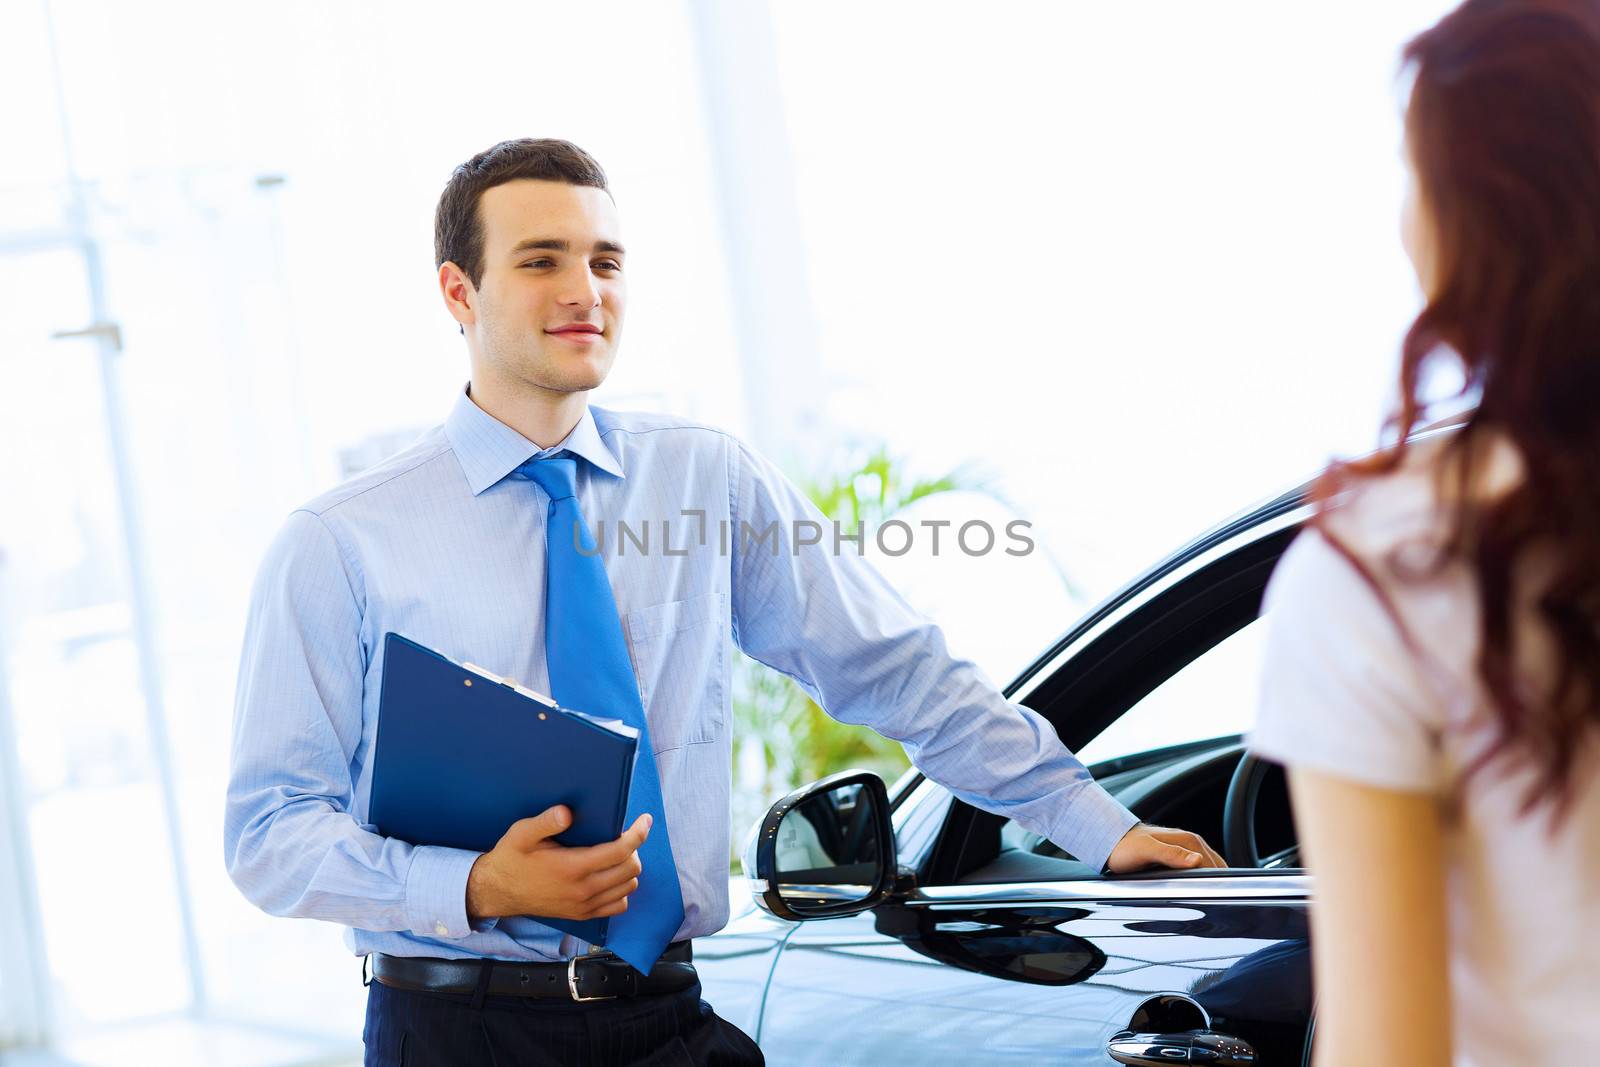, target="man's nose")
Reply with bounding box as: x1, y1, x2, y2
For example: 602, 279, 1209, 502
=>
559, 264, 602, 309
